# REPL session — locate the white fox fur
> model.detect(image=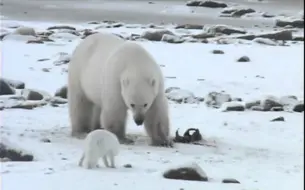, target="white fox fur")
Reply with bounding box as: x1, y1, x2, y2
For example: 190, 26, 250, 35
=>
78, 129, 120, 169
